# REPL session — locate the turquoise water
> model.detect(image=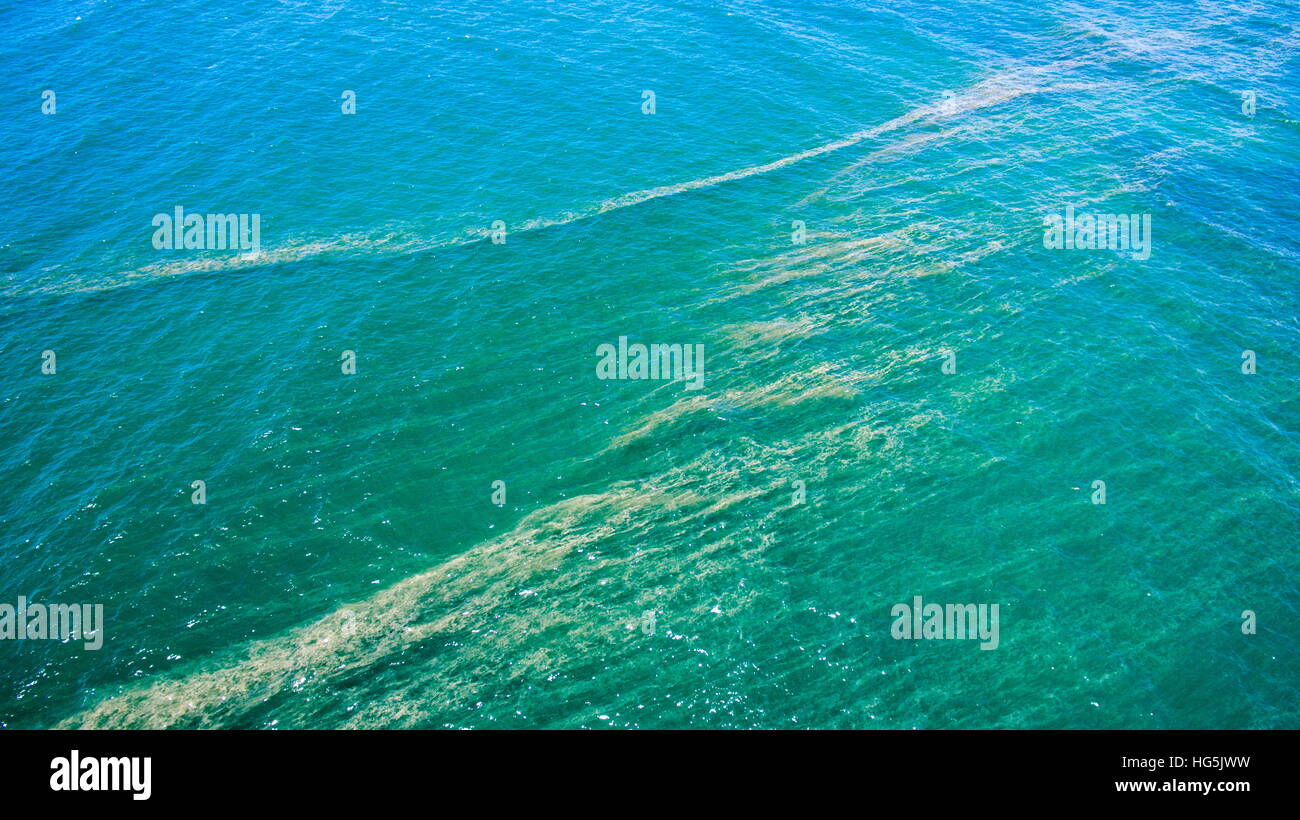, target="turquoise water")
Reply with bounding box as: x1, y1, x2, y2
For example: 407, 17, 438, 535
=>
1, 0, 1297, 729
